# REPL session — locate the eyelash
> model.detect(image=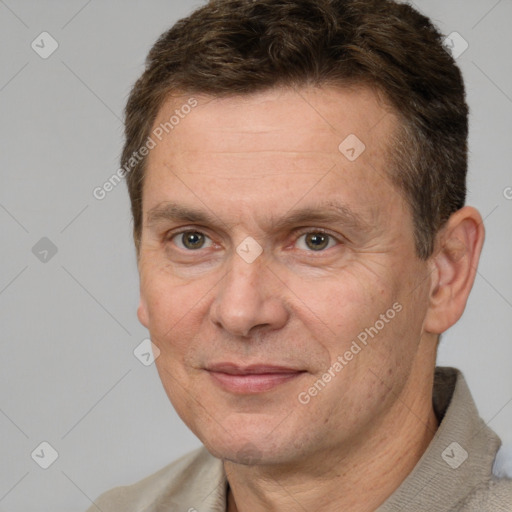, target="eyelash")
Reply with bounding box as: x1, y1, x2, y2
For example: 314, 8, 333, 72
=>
167, 228, 342, 252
